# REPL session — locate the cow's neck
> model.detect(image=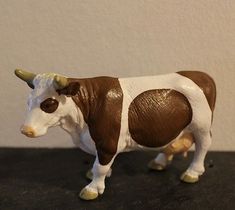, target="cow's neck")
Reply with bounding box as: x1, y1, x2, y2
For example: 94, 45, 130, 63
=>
59, 77, 100, 140
59, 96, 86, 136
69, 77, 118, 124
68, 78, 93, 123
